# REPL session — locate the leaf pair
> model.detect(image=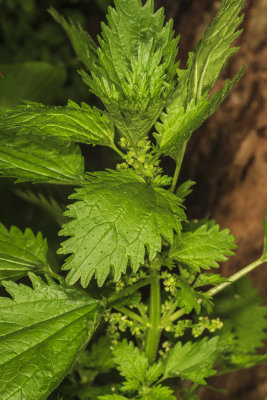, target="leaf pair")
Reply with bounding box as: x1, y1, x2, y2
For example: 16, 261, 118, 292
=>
100, 337, 221, 399
100, 340, 176, 400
